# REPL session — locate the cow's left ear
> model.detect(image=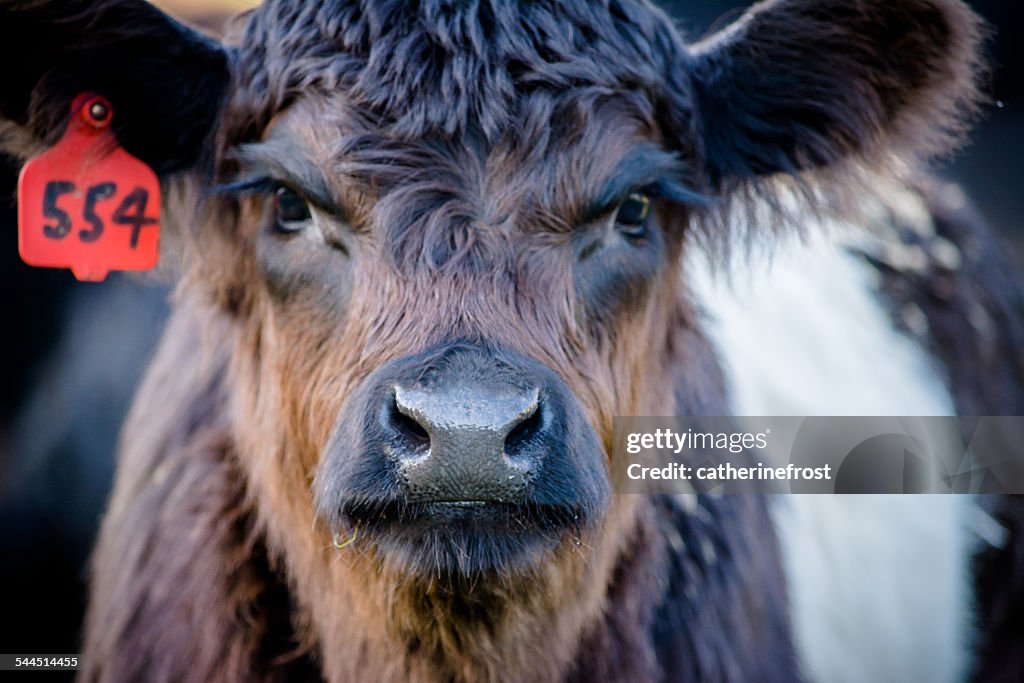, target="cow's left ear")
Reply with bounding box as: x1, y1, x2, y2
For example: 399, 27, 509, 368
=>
685, 0, 985, 189
0, 0, 230, 176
